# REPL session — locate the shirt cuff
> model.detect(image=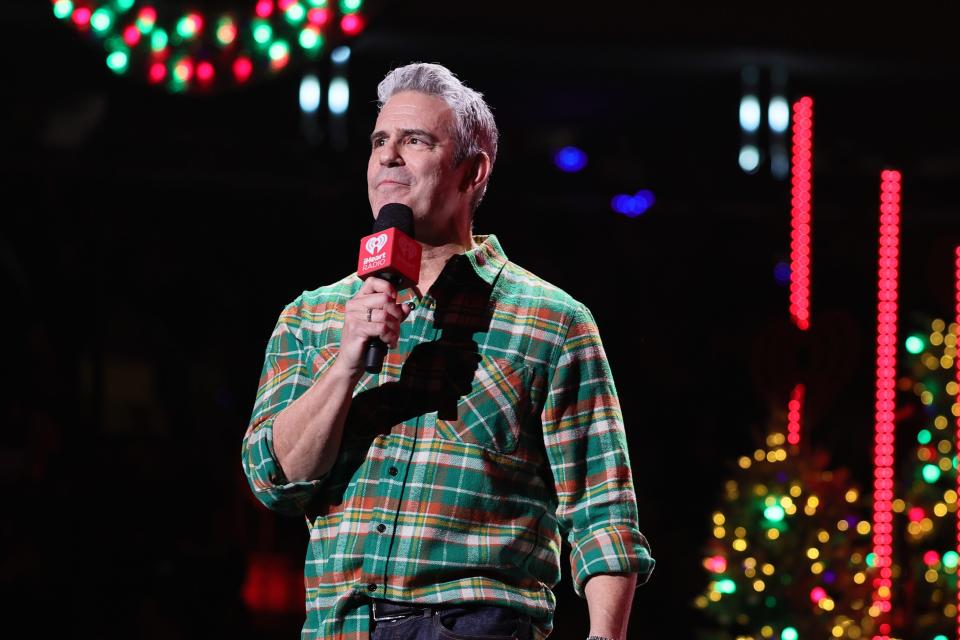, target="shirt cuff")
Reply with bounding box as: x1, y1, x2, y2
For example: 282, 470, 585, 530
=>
243, 414, 328, 517
570, 524, 656, 598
